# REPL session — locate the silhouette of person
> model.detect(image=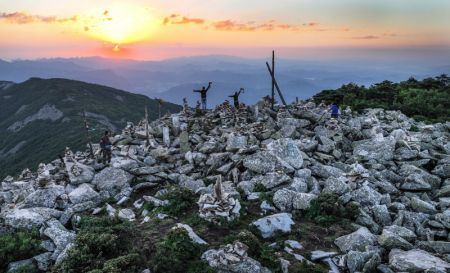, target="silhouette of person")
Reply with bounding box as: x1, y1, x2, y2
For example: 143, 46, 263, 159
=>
193, 82, 212, 110
228, 88, 244, 108
329, 102, 340, 119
